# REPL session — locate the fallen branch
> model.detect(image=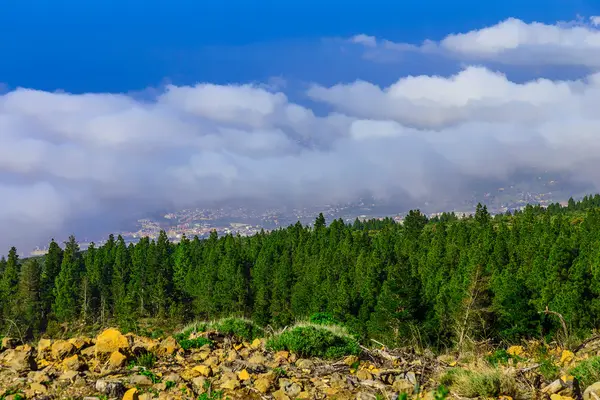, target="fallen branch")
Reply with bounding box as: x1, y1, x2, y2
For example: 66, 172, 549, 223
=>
574, 334, 600, 353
